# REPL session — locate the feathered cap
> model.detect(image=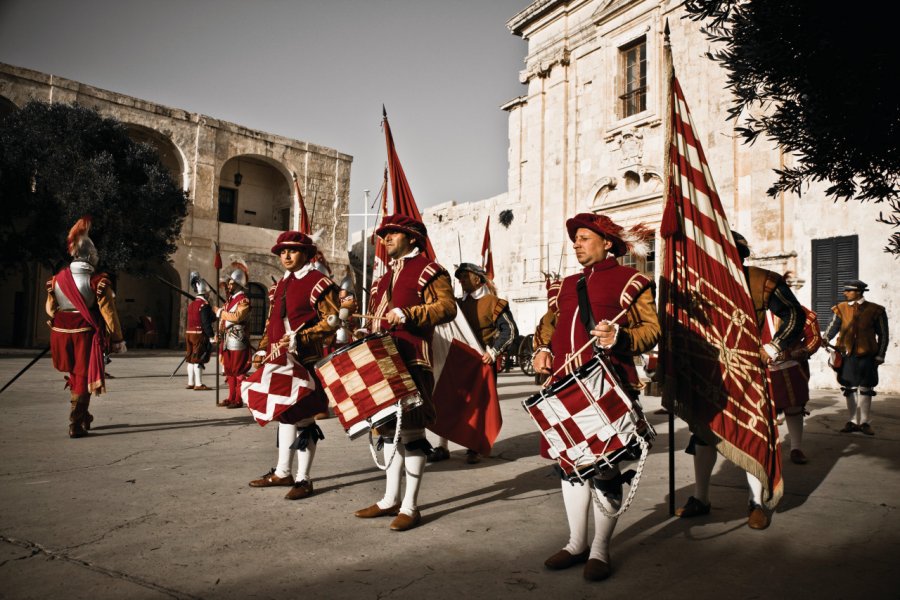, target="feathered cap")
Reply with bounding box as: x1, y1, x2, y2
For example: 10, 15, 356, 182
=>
566, 213, 652, 258
66, 216, 99, 266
